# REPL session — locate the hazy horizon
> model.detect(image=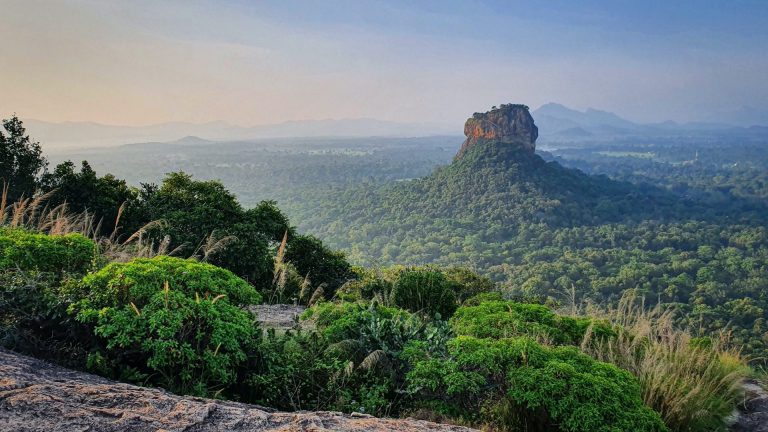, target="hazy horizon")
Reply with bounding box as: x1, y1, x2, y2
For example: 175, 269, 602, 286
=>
2, 1, 767, 127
